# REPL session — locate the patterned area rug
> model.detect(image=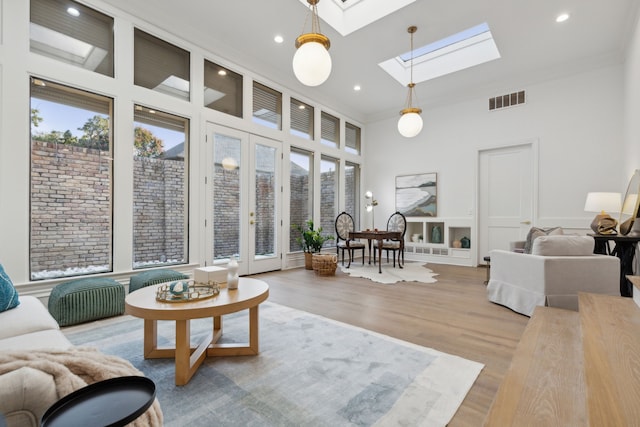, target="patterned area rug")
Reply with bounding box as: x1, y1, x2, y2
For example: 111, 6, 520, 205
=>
64, 302, 481, 426
340, 261, 438, 284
